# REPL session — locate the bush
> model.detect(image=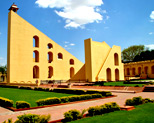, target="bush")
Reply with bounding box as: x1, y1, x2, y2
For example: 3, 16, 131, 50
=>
16, 101, 31, 109
2, 118, 12, 123
60, 97, 69, 103
14, 114, 50, 123
0, 97, 13, 107
36, 97, 61, 106
88, 102, 120, 116
34, 87, 49, 91
125, 99, 134, 106
53, 88, 86, 94
91, 94, 102, 99
64, 109, 81, 122
0, 85, 18, 89
132, 96, 142, 105
19, 86, 32, 90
